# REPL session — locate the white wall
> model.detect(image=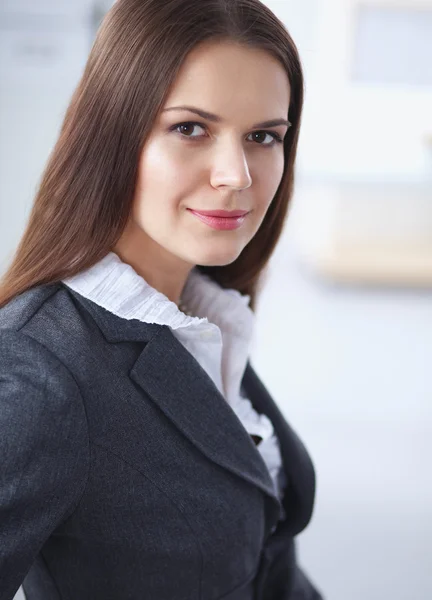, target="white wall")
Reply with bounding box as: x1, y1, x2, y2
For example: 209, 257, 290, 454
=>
252, 206, 432, 599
